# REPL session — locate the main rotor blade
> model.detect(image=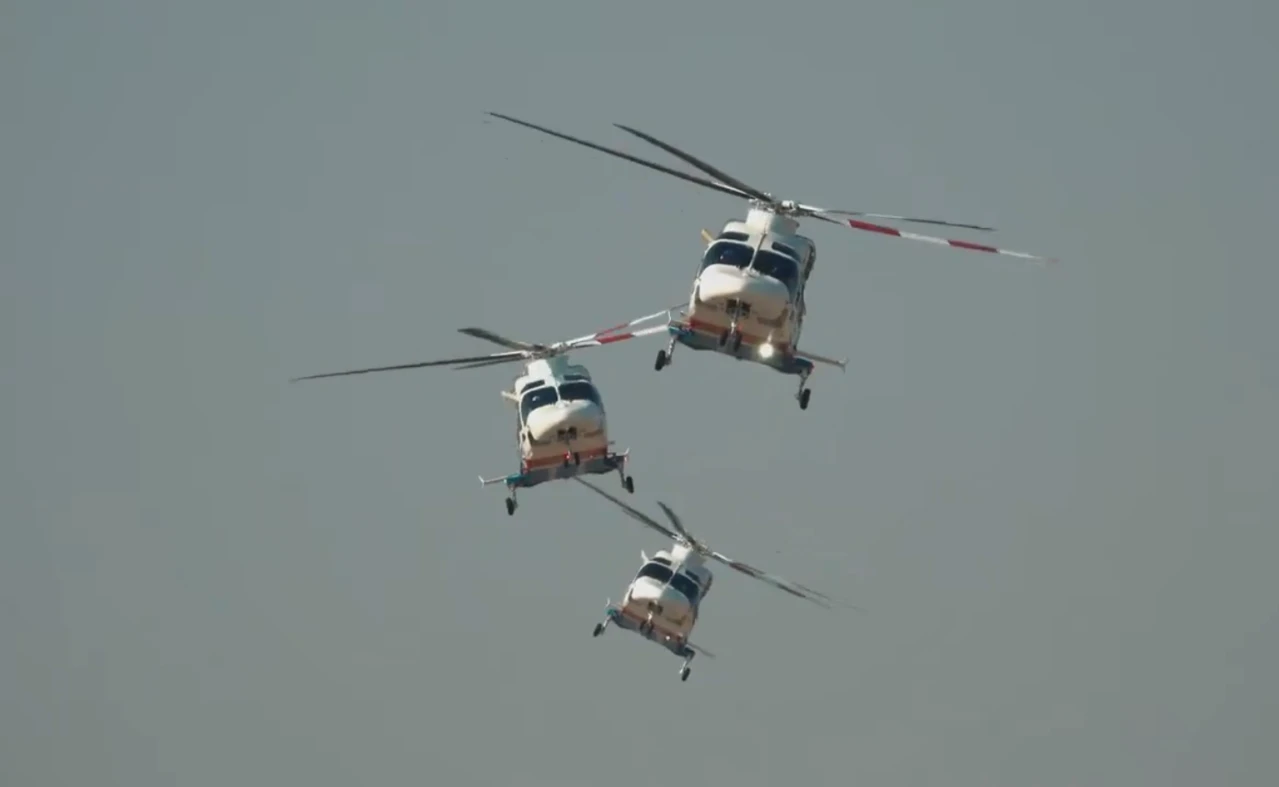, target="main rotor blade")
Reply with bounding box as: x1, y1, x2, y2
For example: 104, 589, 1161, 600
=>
485, 112, 749, 201
457, 327, 540, 352
841, 217, 1056, 263
612, 123, 775, 205
801, 205, 996, 232
450, 355, 530, 370
573, 478, 682, 542
654, 501, 695, 544
290, 352, 526, 382
707, 550, 833, 609
556, 305, 682, 350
